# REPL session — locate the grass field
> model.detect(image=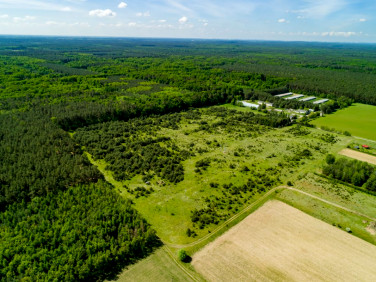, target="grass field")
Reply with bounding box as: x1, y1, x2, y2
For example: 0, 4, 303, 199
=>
311, 103, 376, 141
112, 248, 198, 282
192, 200, 376, 282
